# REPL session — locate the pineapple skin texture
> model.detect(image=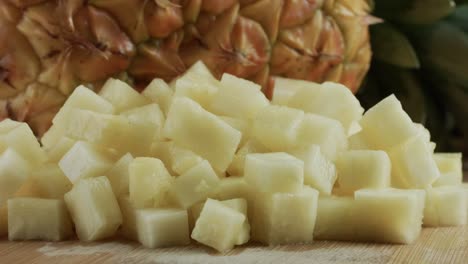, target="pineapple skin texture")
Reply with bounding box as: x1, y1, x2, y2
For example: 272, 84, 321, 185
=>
0, 0, 371, 135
